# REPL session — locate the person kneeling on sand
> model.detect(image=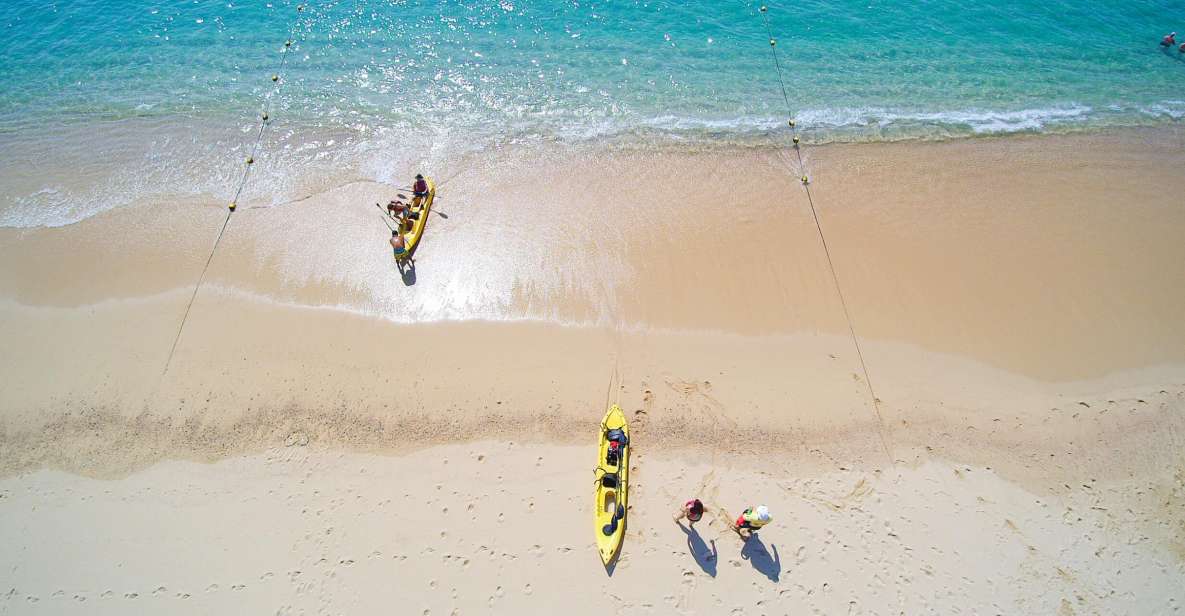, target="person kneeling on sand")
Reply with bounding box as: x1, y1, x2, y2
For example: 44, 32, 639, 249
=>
674, 498, 705, 525
390, 229, 406, 257
732, 505, 771, 539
